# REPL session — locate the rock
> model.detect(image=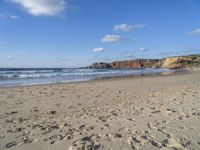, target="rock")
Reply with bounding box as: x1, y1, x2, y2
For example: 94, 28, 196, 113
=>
159, 57, 185, 69
88, 62, 112, 69
112, 59, 159, 68
87, 54, 200, 69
